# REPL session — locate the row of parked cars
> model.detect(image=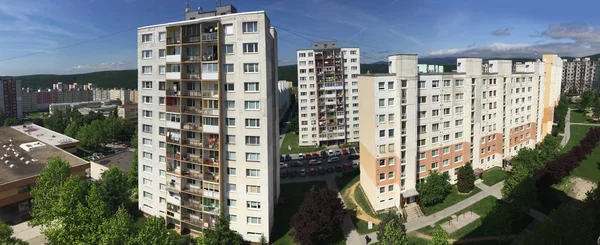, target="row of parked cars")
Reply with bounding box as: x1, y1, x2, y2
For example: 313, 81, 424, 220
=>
280, 163, 358, 178
280, 148, 355, 162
